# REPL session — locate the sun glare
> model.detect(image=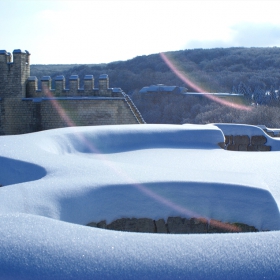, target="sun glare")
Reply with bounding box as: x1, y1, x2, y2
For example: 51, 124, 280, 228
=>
160, 52, 252, 111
